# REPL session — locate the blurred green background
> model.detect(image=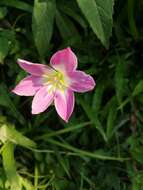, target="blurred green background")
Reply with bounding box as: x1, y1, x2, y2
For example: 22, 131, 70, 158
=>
0, 0, 143, 189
